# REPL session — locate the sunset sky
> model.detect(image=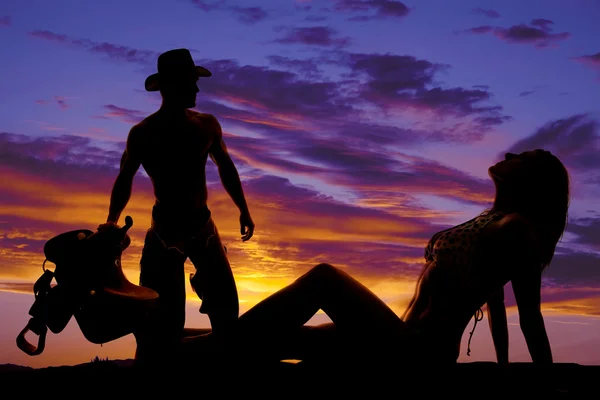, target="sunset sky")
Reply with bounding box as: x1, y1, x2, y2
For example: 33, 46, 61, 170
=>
1, 0, 600, 368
